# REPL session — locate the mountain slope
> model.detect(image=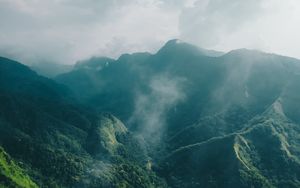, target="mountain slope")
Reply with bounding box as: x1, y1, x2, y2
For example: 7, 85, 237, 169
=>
56, 40, 300, 133
160, 103, 300, 187
0, 56, 166, 187
2, 39, 300, 187
56, 40, 300, 187
0, 147, 37, 188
